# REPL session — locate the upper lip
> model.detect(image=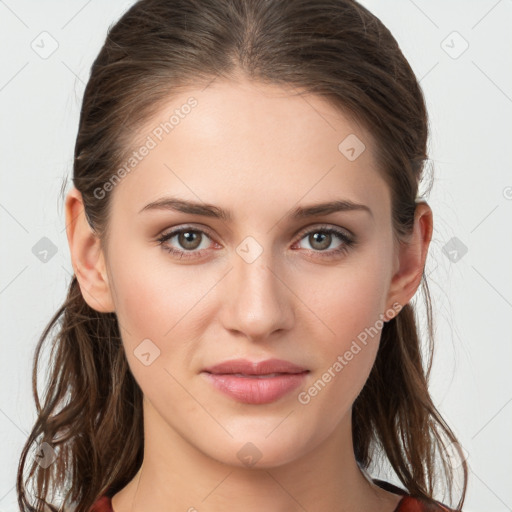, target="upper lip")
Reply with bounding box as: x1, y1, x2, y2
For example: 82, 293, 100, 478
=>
202, 358, 308, 375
